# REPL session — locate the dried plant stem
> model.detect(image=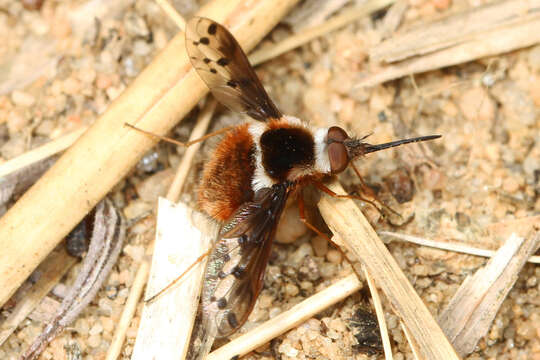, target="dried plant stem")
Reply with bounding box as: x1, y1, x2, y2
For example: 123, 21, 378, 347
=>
362, 264, 393, 360
207, 274, 362, 360
154, 0, 186, 31
439, 230, 540, 357
0, 127, 87, 178
318, 179, 459, 359
105, 242, 153, 360
249, 0, 395, 65
381, 231, 540, 264
0, 249, 76, 347
0, 0, 300, 309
